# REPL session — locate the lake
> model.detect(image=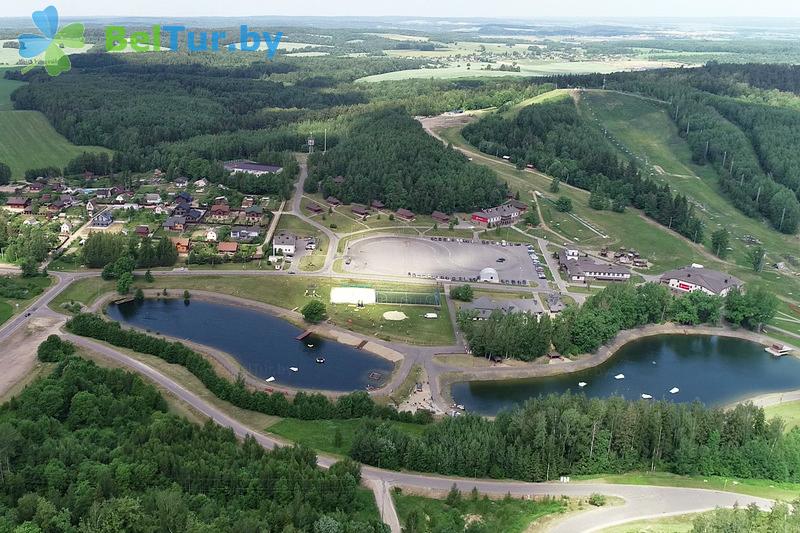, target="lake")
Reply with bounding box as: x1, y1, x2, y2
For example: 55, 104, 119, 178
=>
107, 298, 394, 392
452, 335, 800, 415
